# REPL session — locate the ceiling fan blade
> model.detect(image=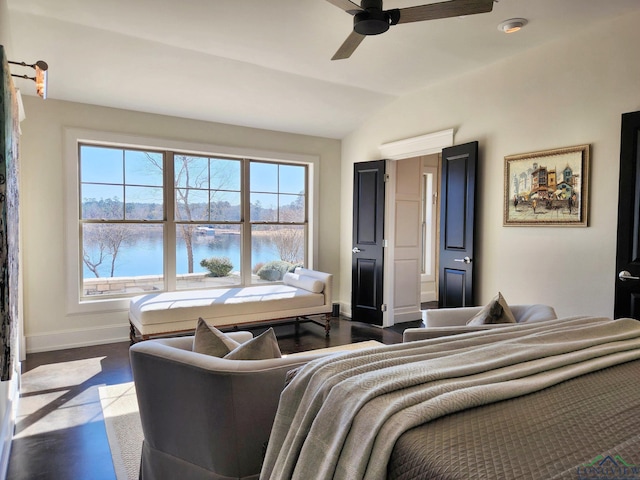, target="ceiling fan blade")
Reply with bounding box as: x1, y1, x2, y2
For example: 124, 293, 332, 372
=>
332, 31, 366, 60
397, 0, 494, 24
326, 0, 363, 15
